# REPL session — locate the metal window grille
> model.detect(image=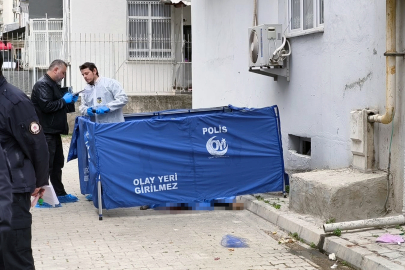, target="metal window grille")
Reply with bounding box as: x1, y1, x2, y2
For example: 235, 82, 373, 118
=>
29, 18, 64, 68
127, 0, 172, 60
